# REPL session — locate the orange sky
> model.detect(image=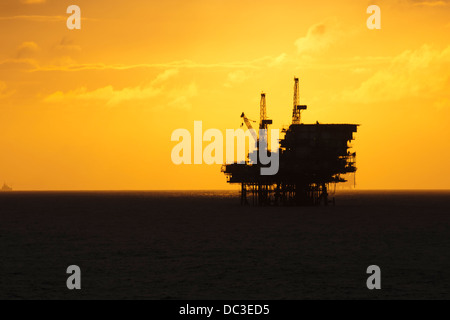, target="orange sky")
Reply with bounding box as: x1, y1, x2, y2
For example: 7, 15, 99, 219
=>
1, 0, 449, 190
